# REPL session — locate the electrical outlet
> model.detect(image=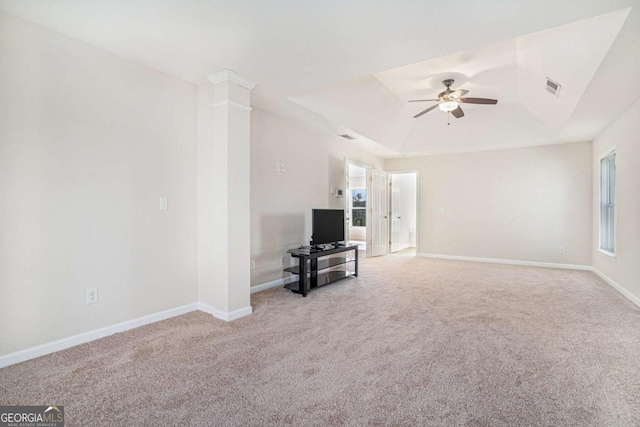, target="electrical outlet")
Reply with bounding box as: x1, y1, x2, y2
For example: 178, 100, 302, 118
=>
250, 260, 256, 270
559, 247, 566, 254
281, 256, 286, 267
86, 288, 98, 304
